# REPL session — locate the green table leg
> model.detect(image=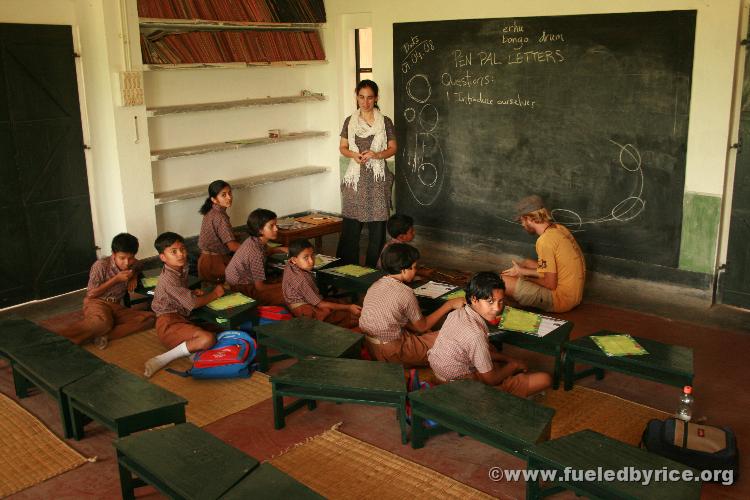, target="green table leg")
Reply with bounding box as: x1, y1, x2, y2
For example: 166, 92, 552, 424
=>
272, 384, 285, 430
563, 354, 574, 391
526, 459, 542, 500
552, 346, 563, 390
12, 366, 32, 398
117, 454, 136, 500
411, 412, 425, 449
257, 344, 269, 372
398, 396, 408, 444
